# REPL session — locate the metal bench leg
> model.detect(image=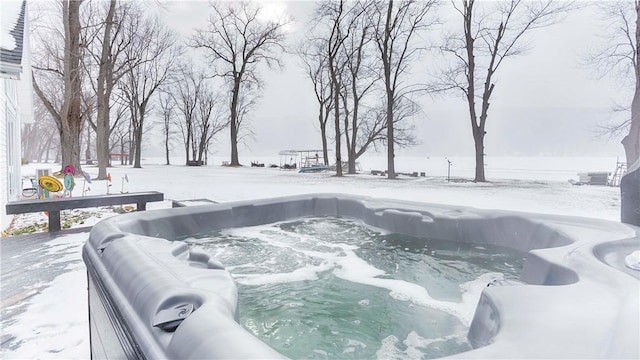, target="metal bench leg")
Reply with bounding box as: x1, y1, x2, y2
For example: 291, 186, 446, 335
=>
49, 211, 61, 232
136, 202, 147, 211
